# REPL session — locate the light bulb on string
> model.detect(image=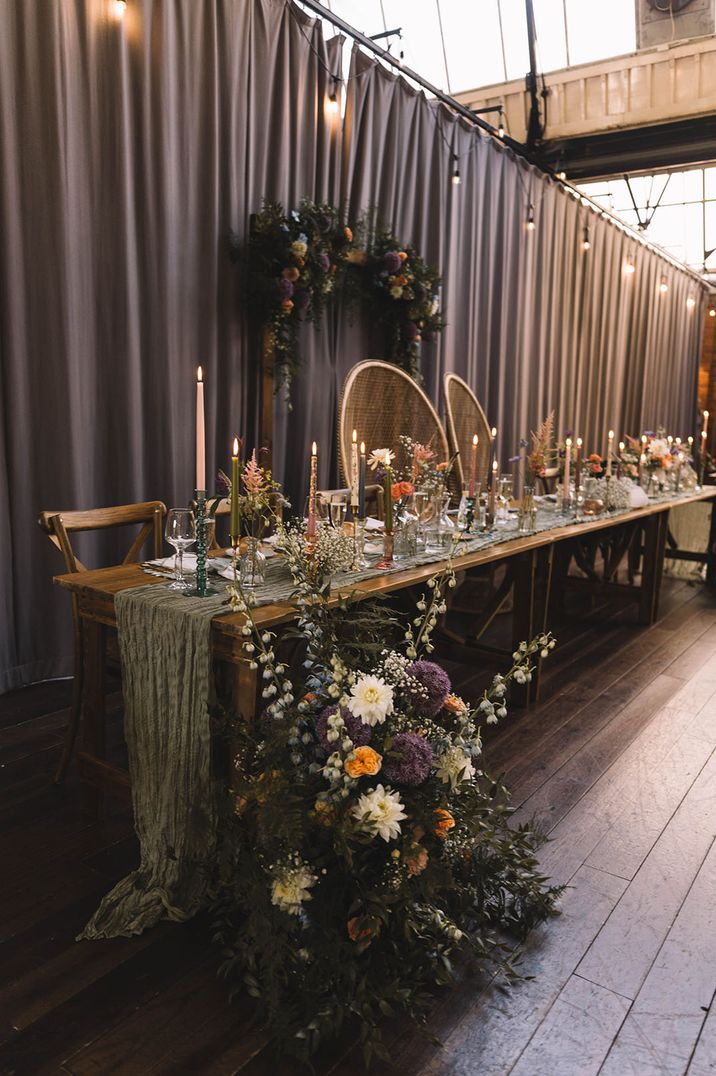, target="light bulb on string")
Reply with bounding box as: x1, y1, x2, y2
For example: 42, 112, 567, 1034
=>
557, 170, 566, 181
686, 296, 696, 310
625, 257, 635, 275
326, 75, 340, 117
582, 224, 590, 251
709, 307, 716, 318
659, 277, 669, 294
451, 155, 461, 186
498, 108, 505, 139
526, 205, 535, 232
112, 0, 127, 17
